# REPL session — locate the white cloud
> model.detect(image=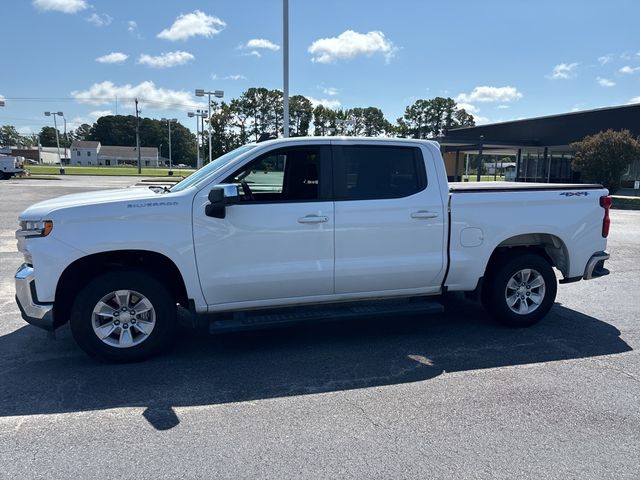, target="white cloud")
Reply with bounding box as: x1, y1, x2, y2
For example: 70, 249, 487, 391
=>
89, 110, 113, 119
547, 62, 579, 80
157, 10, 226, 41
308, 30, 396, 63
69, 110, 113, 127
497, 104, 510, 109
242, 50, 261, 58
211, 73, 247, 80
619, 65, 640, 74
95, 52, 128, 64
306, 96, 342, 109
598, 54, 614, 65
628, 96, 640, 104
32, 0, 88, 13
456, 102, 479, 114
138, 51, 194, 68
455, 102, 489, 123
322, 86, 338, 96
455, 86, 523, 103
597, 77, 616, 87
245, 39, 280, 51
71, 81, 203, 110
86, 13, 112, 27
127, 20, 137, 31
